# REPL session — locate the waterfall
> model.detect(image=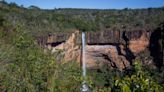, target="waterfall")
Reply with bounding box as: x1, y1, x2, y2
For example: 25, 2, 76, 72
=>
80, 32, 90, 92
82, 32, 86, 78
